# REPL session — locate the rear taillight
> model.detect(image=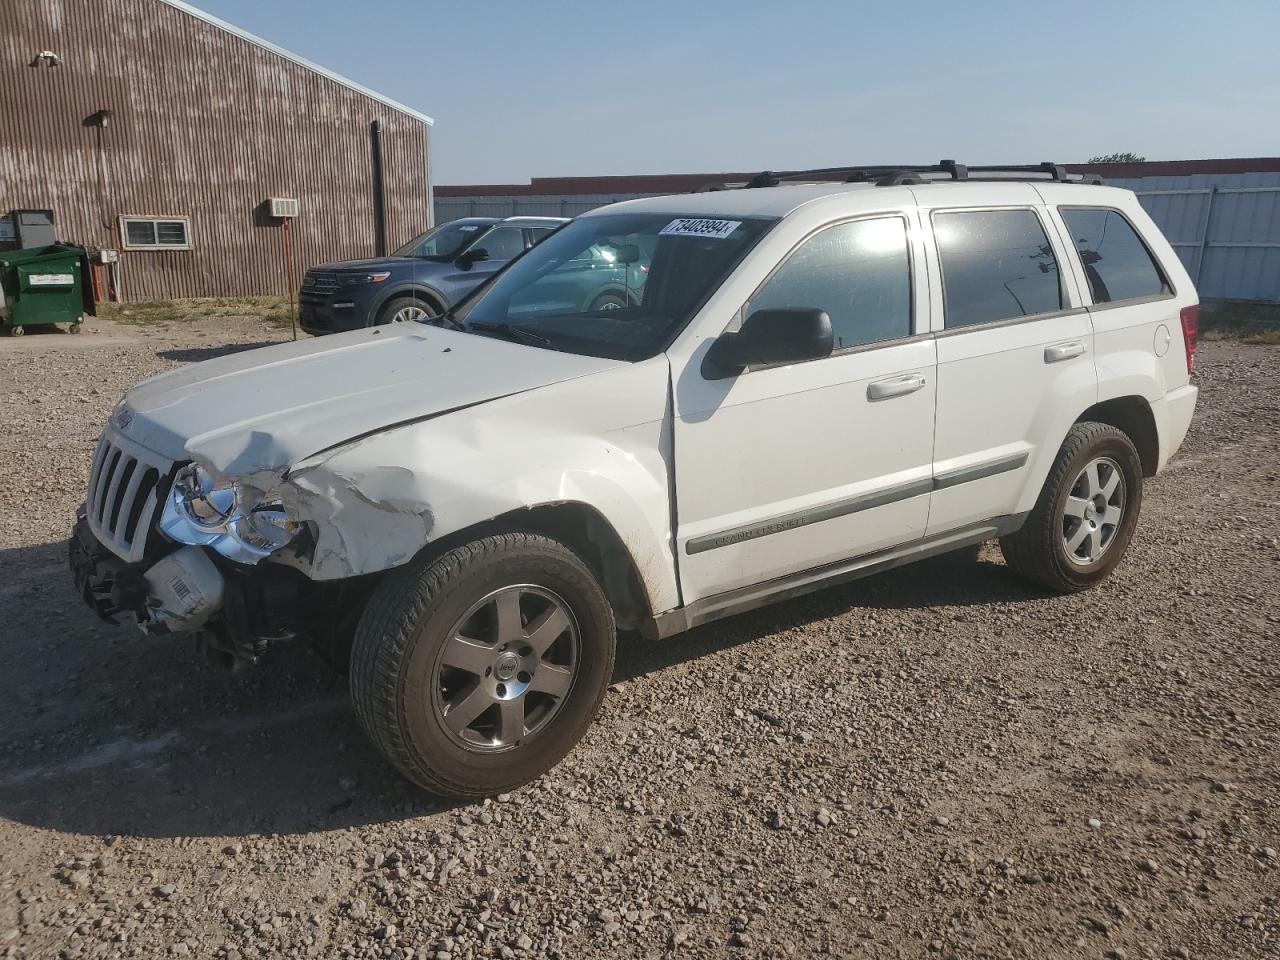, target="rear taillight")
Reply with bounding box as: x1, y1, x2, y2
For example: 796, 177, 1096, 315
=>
1179, 304, 1200, 374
